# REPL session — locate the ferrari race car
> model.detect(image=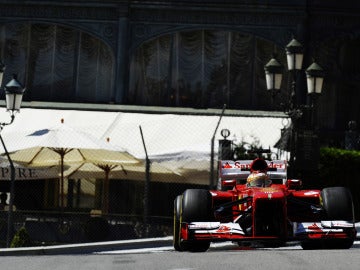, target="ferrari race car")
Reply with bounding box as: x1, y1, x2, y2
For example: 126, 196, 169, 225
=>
173, 154, 356, 251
